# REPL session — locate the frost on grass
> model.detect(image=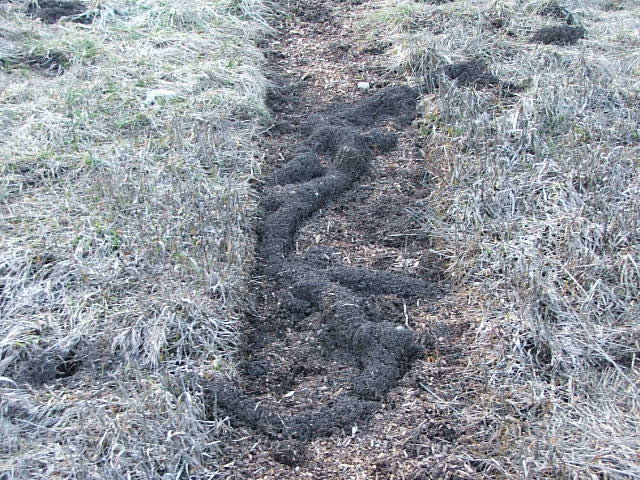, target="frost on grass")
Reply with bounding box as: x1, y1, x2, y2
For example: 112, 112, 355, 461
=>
0, 0, 271, 478
371, 0, 640, 478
